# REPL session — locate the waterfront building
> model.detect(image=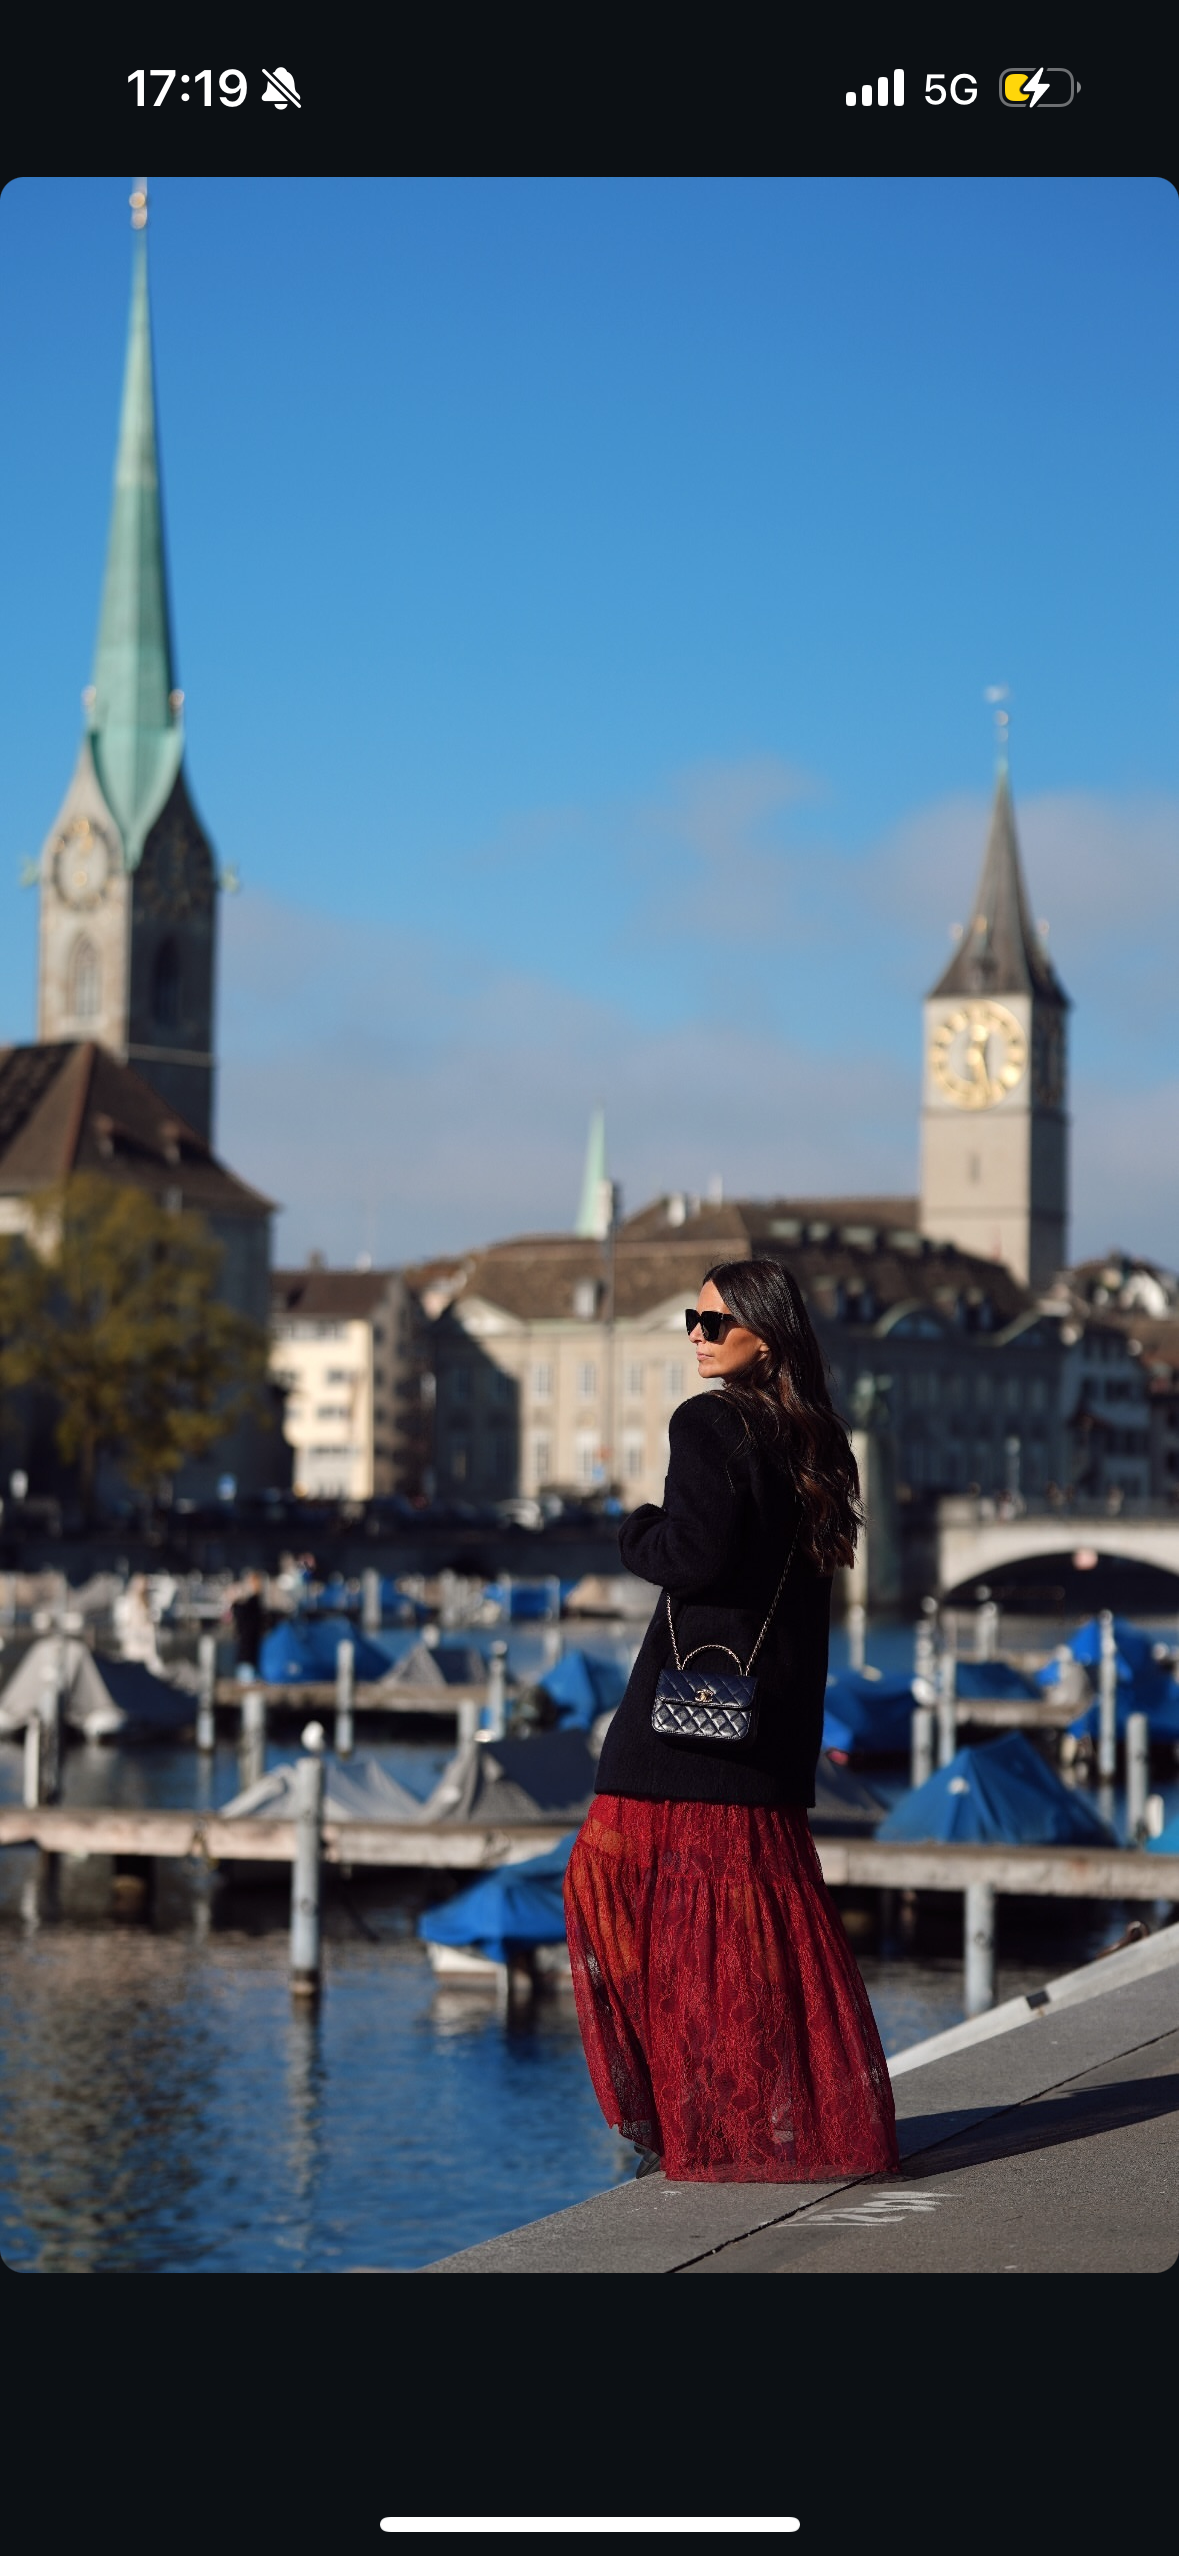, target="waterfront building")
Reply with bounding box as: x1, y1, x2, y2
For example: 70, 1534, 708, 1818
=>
920, 755, 1070, 1288
1053, 1253, 1179, 1504
270, 1264, 419, 1502
423, 1193, 1073, 1511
